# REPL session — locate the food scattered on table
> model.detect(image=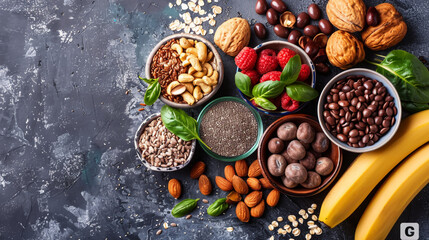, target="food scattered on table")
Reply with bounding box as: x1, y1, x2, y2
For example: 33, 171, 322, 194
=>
168, 178, 182, 199
199, 100, 258, 156
214, 17, 251, 56
323, 75, 397, 148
